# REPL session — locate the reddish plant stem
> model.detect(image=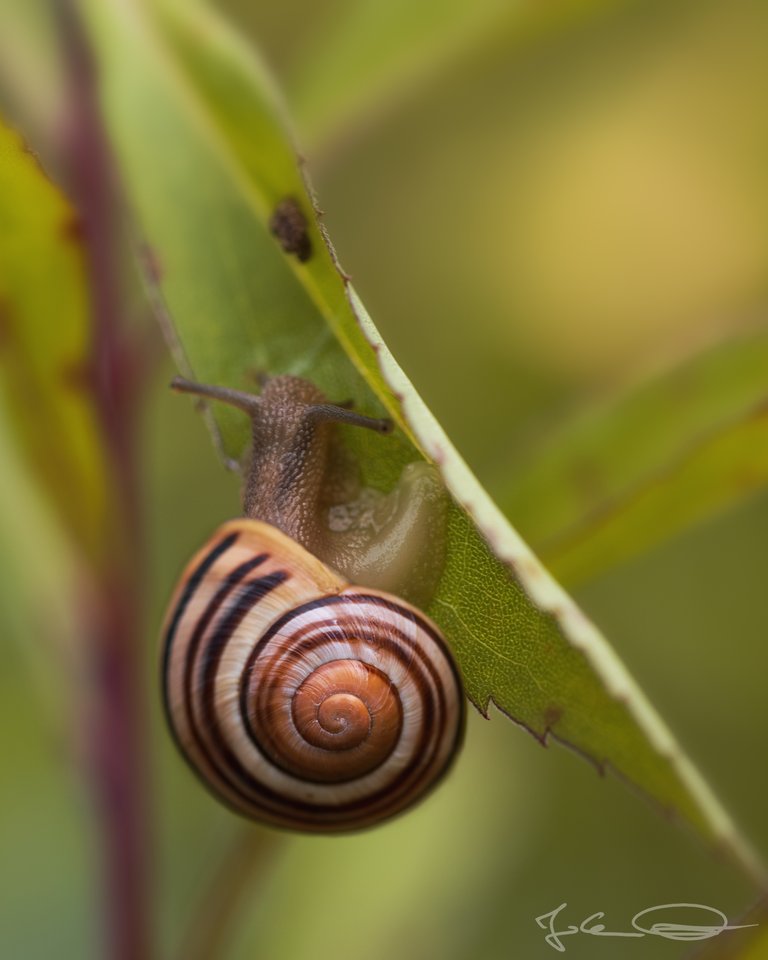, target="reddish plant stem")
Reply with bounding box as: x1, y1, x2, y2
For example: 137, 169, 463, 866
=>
87, 571, 150, 960
59, 4, 152, 959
